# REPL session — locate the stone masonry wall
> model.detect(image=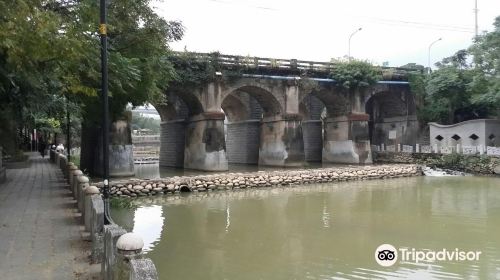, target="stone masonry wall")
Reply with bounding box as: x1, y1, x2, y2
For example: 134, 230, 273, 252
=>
226, 120, 260, 164
159, 120, 186, 167
302, 120, 322, 162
